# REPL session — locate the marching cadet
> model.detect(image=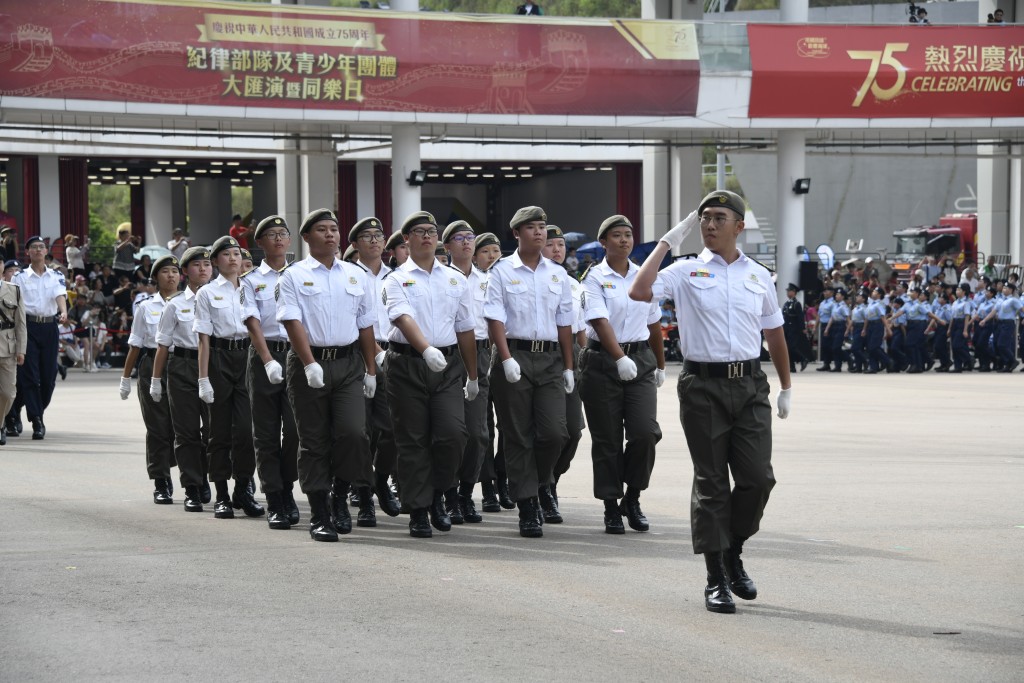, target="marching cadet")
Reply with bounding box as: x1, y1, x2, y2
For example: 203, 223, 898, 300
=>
342, 244, 359, 264
982, 282, 1023, 372
241, 248, 254, 273
847, 290, 868, 373
815, 284, 834, 371
971, 287, 997, 372
119, 254, 179, 503
903, 289, 930, 373
629, 190, 791, 615
863, 287, 892, 374
0, 270, 26, 445
385, 231, 409, 269
949, 284, 974, 372
350, 216, 401, 519
383, 211, 478, 538
194, 235, 263, 520
13, 236, 68, 439
926, 291, 953, 372
579, 215, 664, 534
471, 233, 510, 513
484, 206, 574, 539
539, 224, 585, 523
240, 216, 300, 530
442, 220, 488, 524
781, 283, 810, 372
276, 208, 378, 543
151, 246, 213, 512
823, 289, 849, 372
